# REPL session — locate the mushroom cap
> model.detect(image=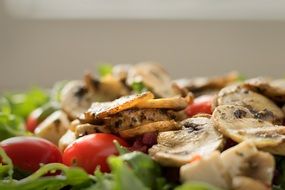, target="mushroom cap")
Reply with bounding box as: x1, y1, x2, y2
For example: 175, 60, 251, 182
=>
126, 62, 177, 97
61, 80, 96, 119
244, 77, 285, 103
221, 141, 275, 185
173, 71, 239, 93
216, 84, 284, 124
149, 117, 224, 167
180, 151, 231, 189
212, 105, 285, 148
